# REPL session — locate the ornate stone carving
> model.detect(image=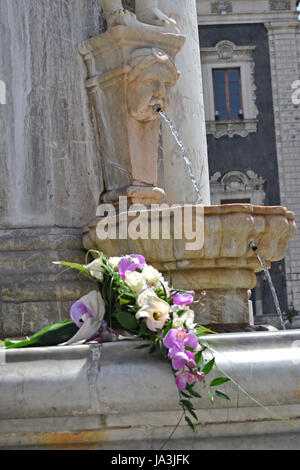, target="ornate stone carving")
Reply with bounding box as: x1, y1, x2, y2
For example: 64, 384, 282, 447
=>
83, 204, 297, 287
79, 24, 185, 205
126, 48, 179, 122
99, 0, 178, 31
269, 0, 291, 11
216, 40, 236, 61
206, 119, 258, 139
210, 170, 266, 205
211, 1, 233, 14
